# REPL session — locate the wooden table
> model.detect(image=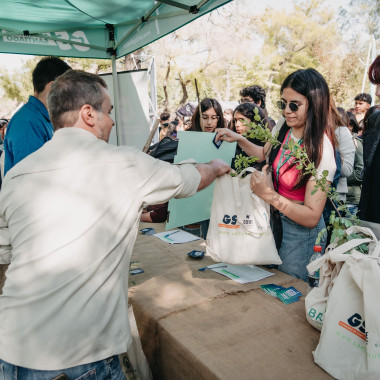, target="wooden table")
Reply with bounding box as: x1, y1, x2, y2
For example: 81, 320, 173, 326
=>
129, 222, 333, 379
